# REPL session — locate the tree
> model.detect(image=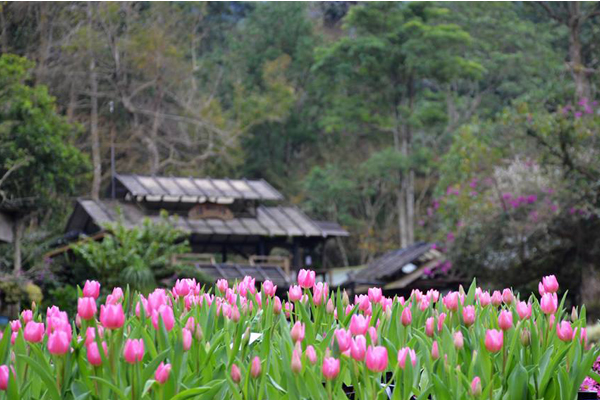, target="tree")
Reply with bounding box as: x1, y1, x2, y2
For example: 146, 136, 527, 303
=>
0, 54, 89, 273
313, 2, 482, 247
72, 211, 197, 294
534, 1, 600, 101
